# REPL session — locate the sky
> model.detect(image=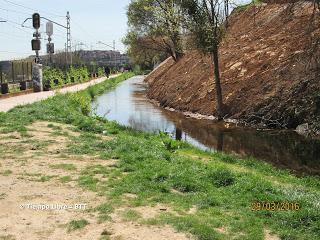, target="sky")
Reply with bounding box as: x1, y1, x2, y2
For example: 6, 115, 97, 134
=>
0, 0, 131, 60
